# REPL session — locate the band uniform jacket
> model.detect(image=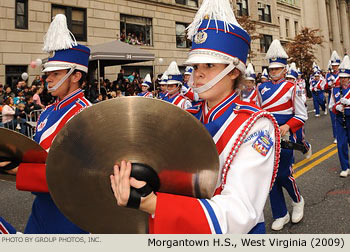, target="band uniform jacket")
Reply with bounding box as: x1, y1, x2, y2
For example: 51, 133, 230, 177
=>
137, 91, 153, 98
162, 91, 192, 110
15, 89, 91, 233
148, 92, 280, 234
257, 78, 307, 132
